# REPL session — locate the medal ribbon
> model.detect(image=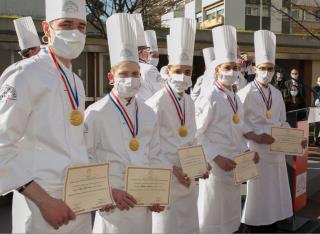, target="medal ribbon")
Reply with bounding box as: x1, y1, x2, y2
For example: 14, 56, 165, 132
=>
215, 80, 238, 114
109, 91, 139, 138
49, 48, 79, 110
164, 82, 186, 126
254, 79, 272, 111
